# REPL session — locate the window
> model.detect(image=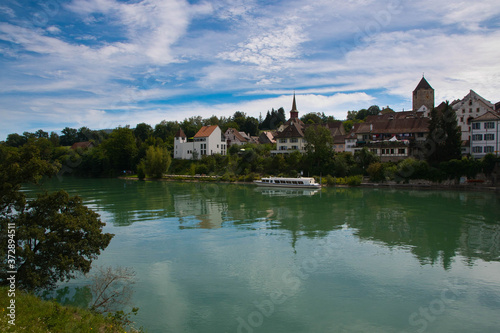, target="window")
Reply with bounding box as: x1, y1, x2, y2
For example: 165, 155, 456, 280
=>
462, 109, 465, 114
290, 138, 298, 143
201, 143, 207, 155
472, 134, 483, 141
477, 108, 480, 113
279, 138, 287, 143
417, 133, 424, 138
469, 108, 472, 113
472, 146, 483, 153
291, 145, 298, 150
390, 149, 395, 154
460, 117, 464, 123
485, 134, 494, 141
469, 100, 472, 106
472, 123, 480, 129
398, 148, 406, 154
370, 149, 377, 154
485, 122, 495, 129
484, 146, 494, 153
279, 146, 287, 150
